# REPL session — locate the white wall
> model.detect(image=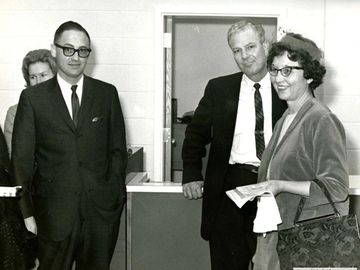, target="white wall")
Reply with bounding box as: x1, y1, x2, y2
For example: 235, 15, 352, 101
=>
0, 0, 359, 179
173, 17, 277, 118
322, 0, 360, 175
